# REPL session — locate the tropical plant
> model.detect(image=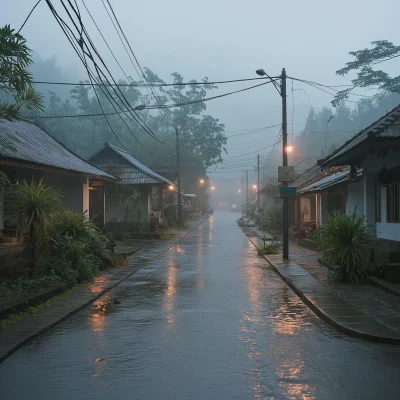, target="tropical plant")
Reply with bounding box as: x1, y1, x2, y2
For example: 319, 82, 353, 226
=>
39, 210, 114, 283
39, 235, 100, 284
52, 209, 97, 238
0, 25, 44, 121
5, 179, 62, 277
315, 210, 377, 282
